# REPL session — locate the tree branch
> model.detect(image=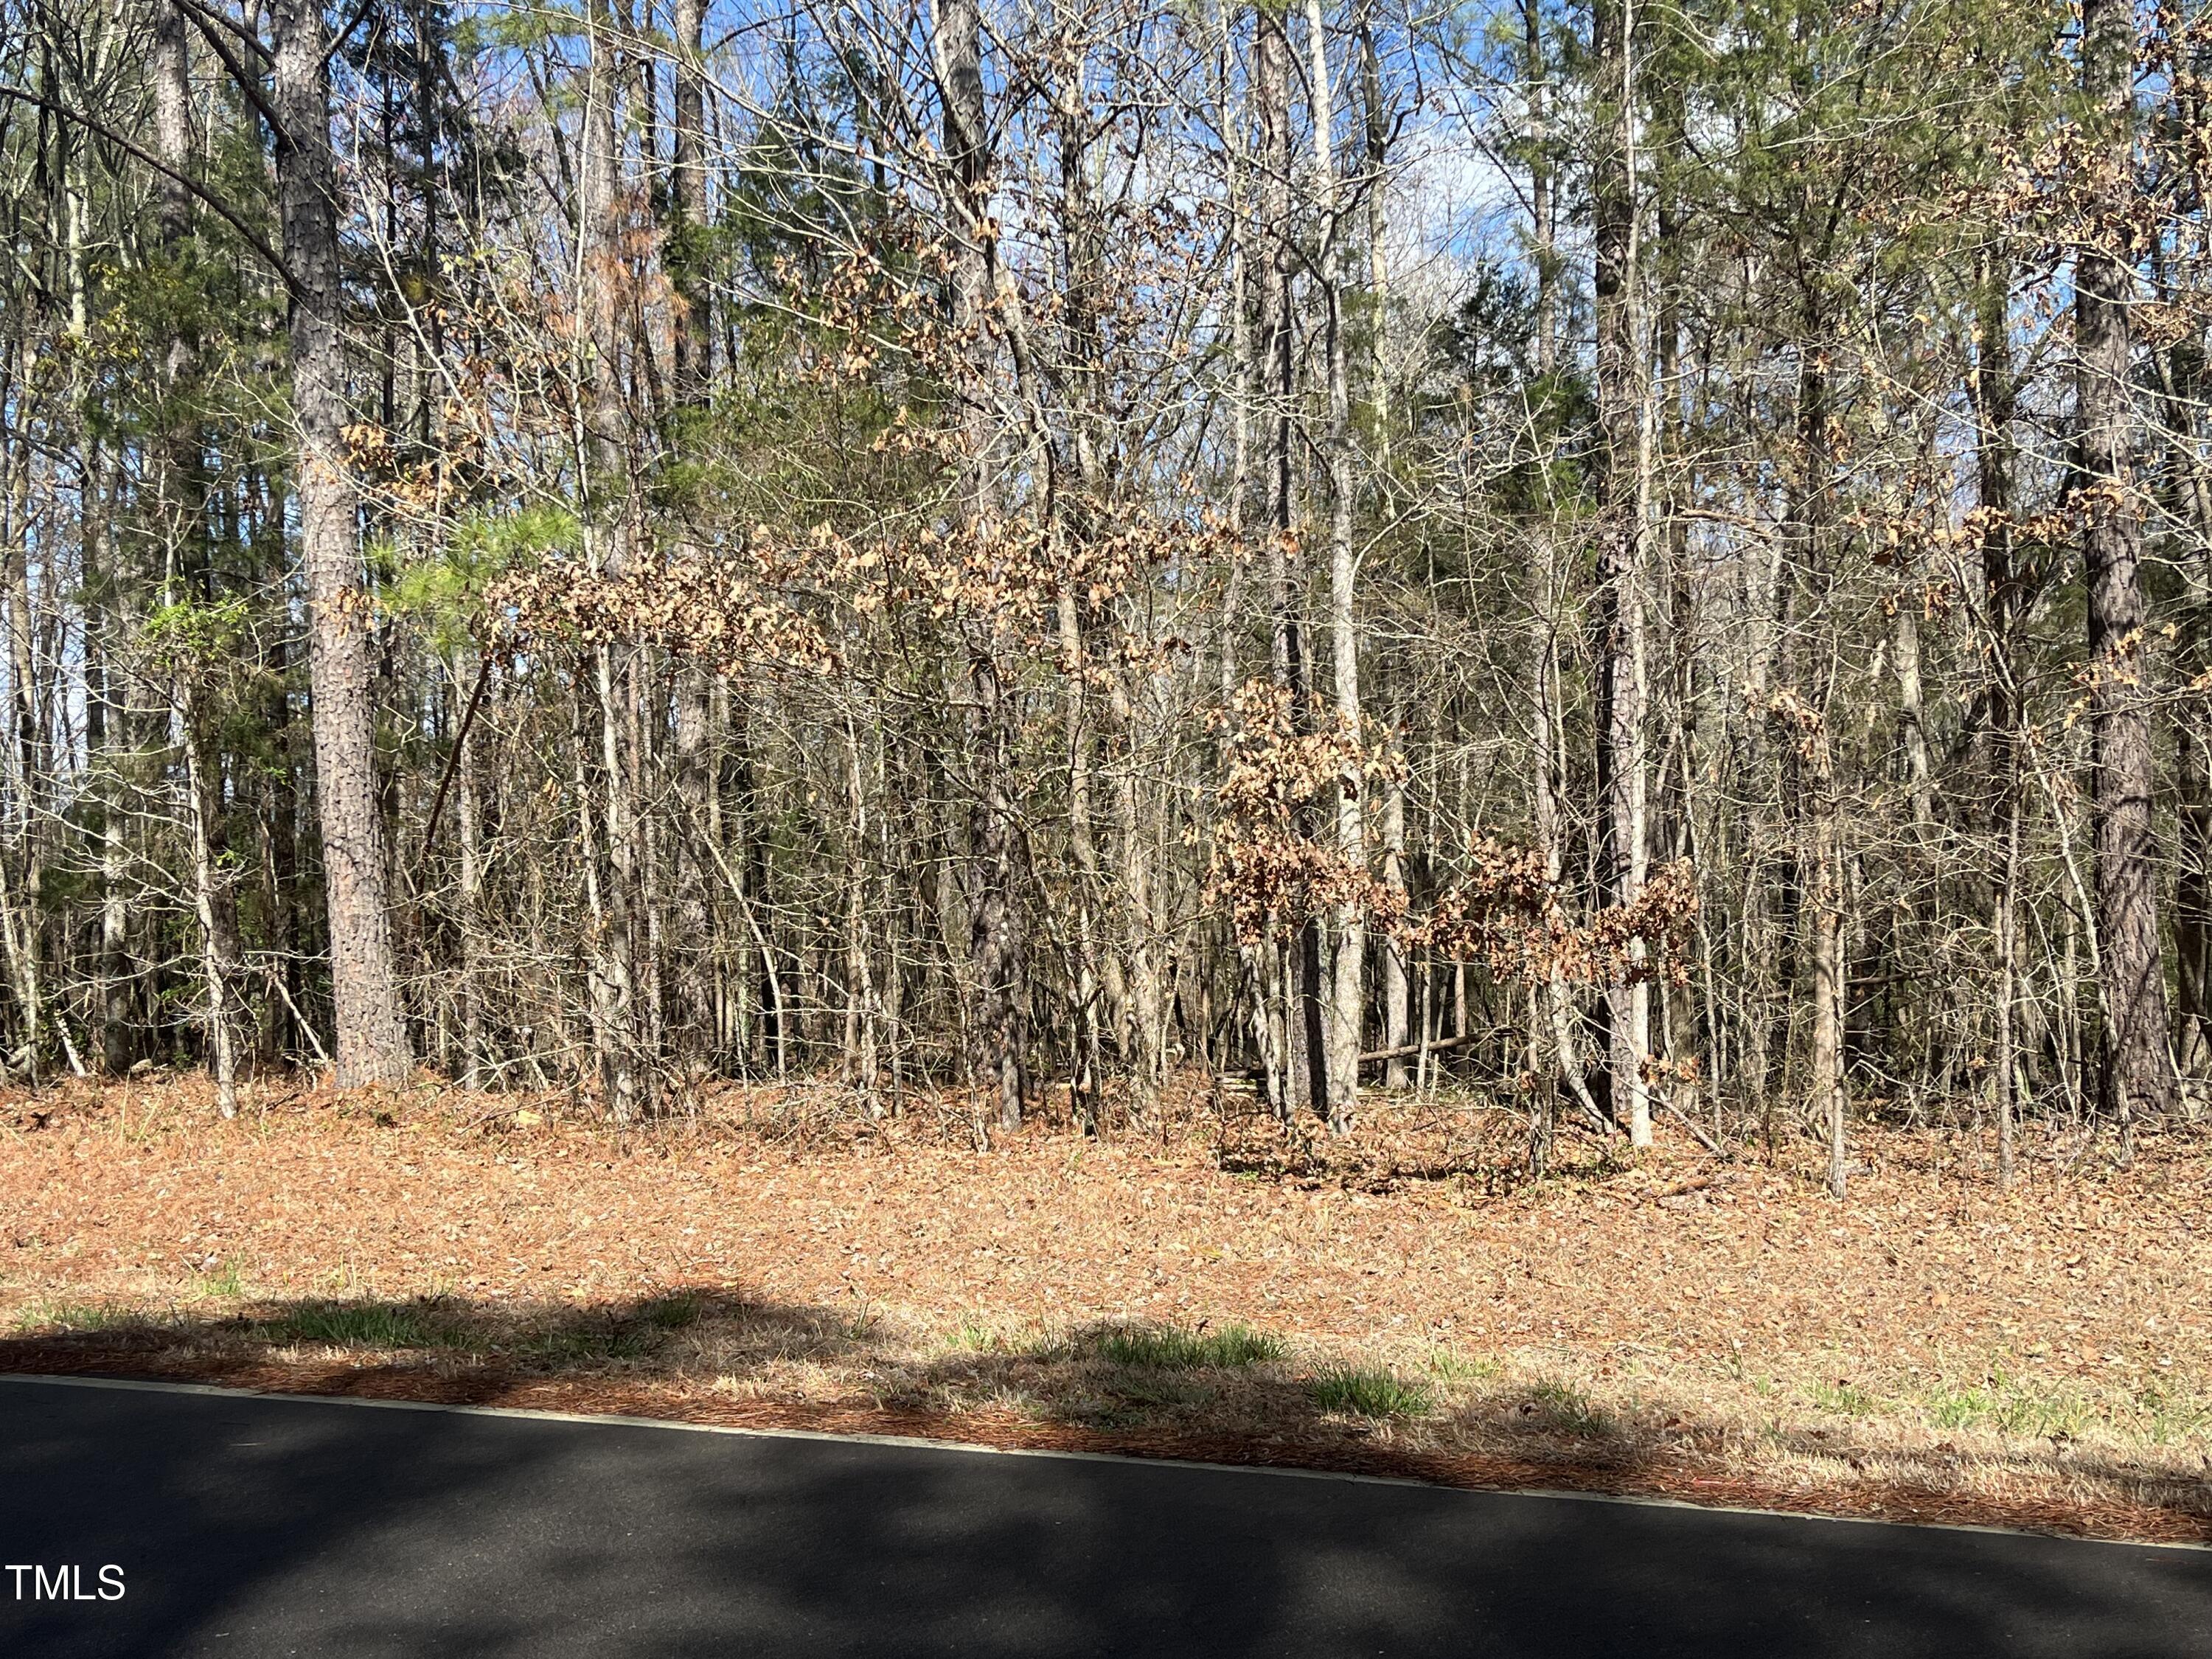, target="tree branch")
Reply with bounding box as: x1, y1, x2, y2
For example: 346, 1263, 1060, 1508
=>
172, 0, 290, 147
0, 84, 301, 299
167, 0, 271, 63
